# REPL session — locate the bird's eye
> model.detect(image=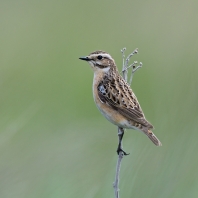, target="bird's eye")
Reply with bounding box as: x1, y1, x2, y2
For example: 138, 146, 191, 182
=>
97, 55, 103, 60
